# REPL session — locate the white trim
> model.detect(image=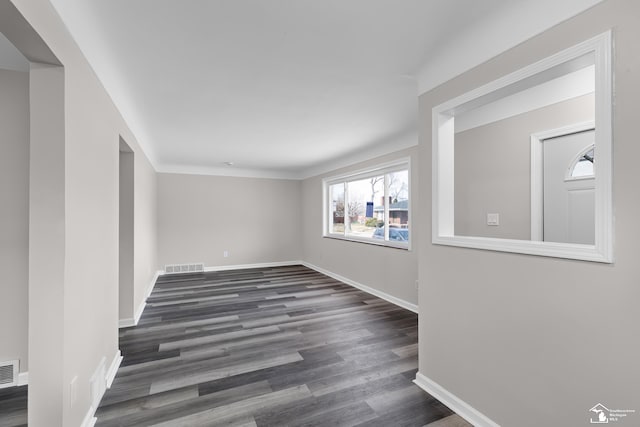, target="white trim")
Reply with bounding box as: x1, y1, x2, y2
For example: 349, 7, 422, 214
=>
413, 372, 500, 427
301, 261, 418, 313
119, 270, 160, 328
156, 131, 418, 181
432, 31, 613, 263
156, 164, 300, 180
105, 350, 122, 389
156, 261, 302, 276
202, 261, 301, 273
530, 121, 595, 241
85, 351, 123, 426
144, 271, 160, 300
322, 157, 412, 250
17, 371, 28, 386
455, 66, 594, 133
323, 157, 411, 185
80, 406, 97, 427
134, 270, 160, 323
155, 260, 418, 312
322, 234, 409, 251
433, 235, 608, 263
118, 317, 135, 328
